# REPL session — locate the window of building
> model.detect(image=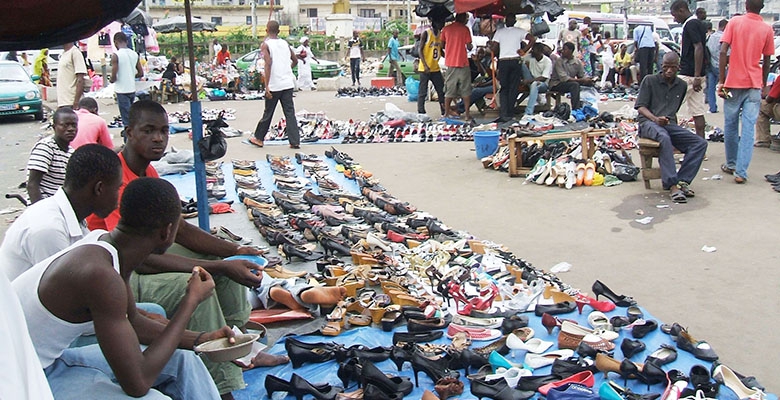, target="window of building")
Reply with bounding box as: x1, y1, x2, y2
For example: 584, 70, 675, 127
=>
359, 9, 375, 17
211, 17, 223, 26
306, 8, 318, 17
246, 15, 252, 25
